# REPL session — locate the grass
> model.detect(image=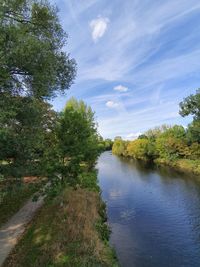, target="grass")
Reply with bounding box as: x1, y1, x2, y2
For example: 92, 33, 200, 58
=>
155, 158, 200, 176
0, 176, 45, 227
174, 159, 200, 176
3, 187, 118, 267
